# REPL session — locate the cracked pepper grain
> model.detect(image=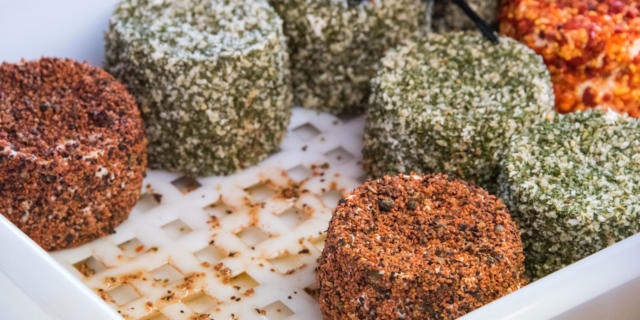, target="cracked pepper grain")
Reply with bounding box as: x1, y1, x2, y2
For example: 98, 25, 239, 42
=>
0, 58, 147, 251
363, 32, 554, 191
269, 0, 426, 114
430, 0, 499, 32
105, 0, 292, 176
501, 0, 640, 116
317, 173, 525, 320
499, 110, 640, 279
